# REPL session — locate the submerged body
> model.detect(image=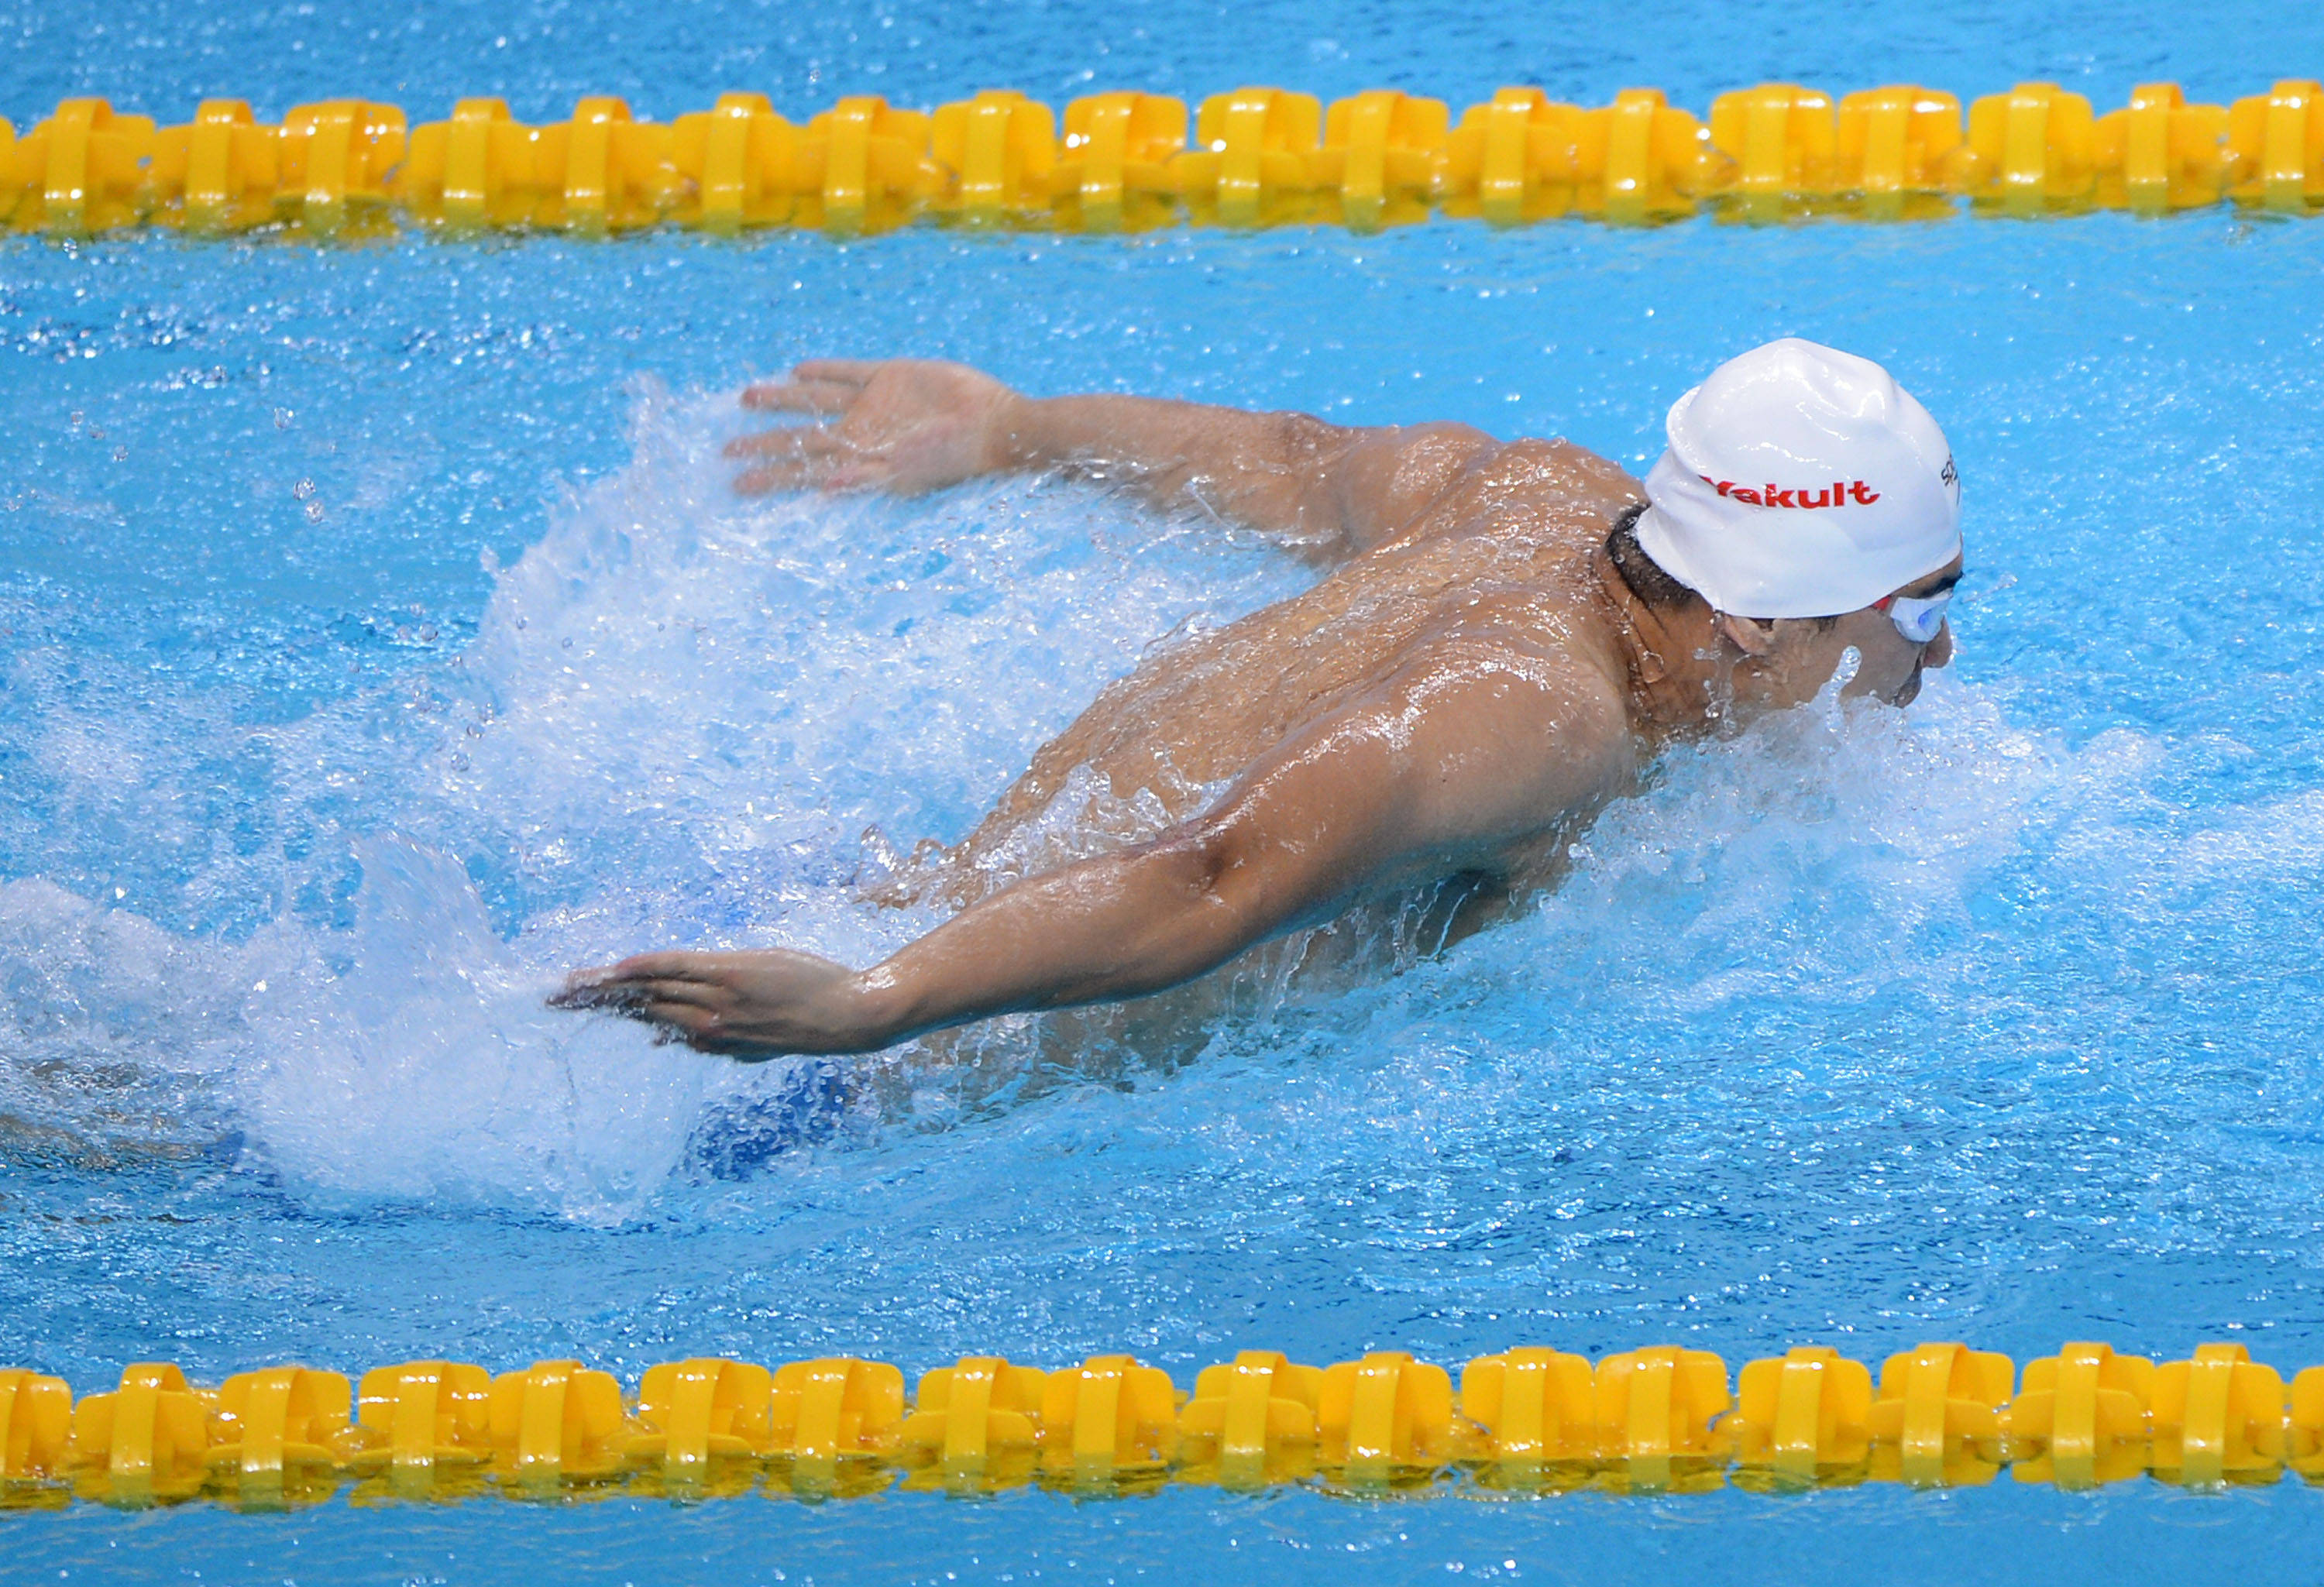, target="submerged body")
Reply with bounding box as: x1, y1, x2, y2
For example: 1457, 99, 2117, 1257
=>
558, 353, 1961, 1056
